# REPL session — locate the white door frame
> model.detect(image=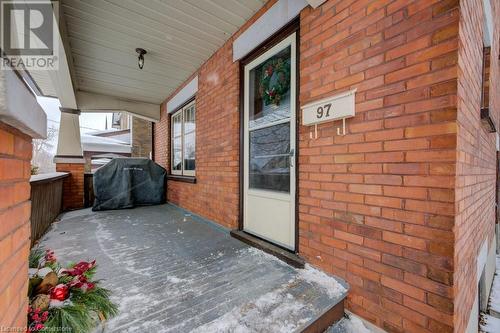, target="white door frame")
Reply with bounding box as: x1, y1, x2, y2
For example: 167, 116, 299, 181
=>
242, 32, 297, 250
